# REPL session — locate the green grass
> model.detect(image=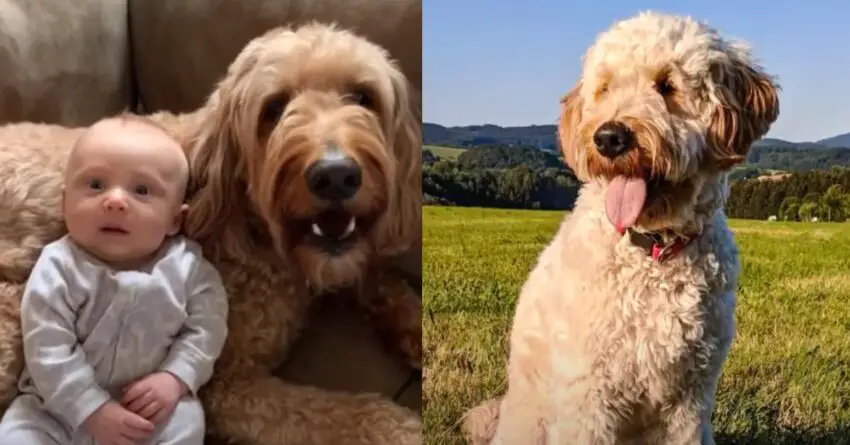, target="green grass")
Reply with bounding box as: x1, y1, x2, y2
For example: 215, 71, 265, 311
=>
423, 205, 850, 444
425, 145, 466, 160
